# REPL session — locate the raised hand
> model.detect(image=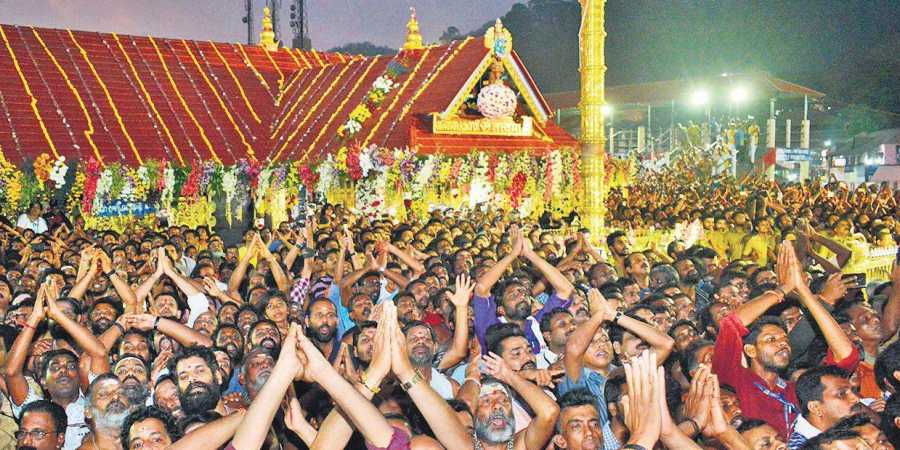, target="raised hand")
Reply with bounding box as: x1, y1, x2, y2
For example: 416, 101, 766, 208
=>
622, 350, 662, 449
449, 274, 475, 308
295, 324, 332, 383
481, 352, 517, 385
588, 288, 616, 321
283, 397, 309, 435
681, 364, 712, 433
509, 225, 523, 257
701, 374, 730, 438
819, 272, 851, 305
387, 303, 415, 380
122, 313, 157, 331
775, 241, 798, 293
367, 305, 392, 383
202, 277, 225, 298
27, 283, 47, 328
43, 278, 63, 321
